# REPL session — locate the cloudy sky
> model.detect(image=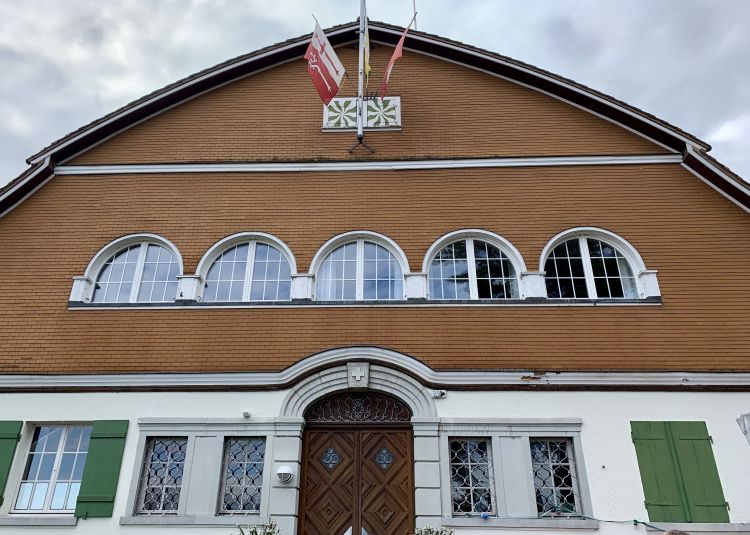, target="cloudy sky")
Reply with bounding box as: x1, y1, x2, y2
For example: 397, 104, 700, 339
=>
1, 0, 749, 185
